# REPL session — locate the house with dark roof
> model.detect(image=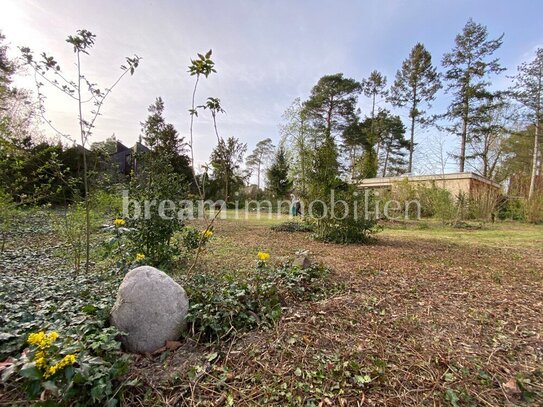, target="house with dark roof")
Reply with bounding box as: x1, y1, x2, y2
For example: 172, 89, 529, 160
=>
111, 141, 149, 175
